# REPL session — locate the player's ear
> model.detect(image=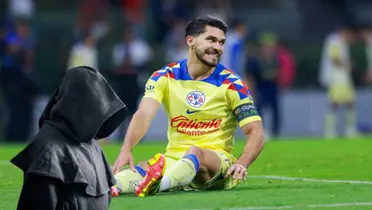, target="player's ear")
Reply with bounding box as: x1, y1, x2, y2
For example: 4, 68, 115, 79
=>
186, 35, 194, 48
